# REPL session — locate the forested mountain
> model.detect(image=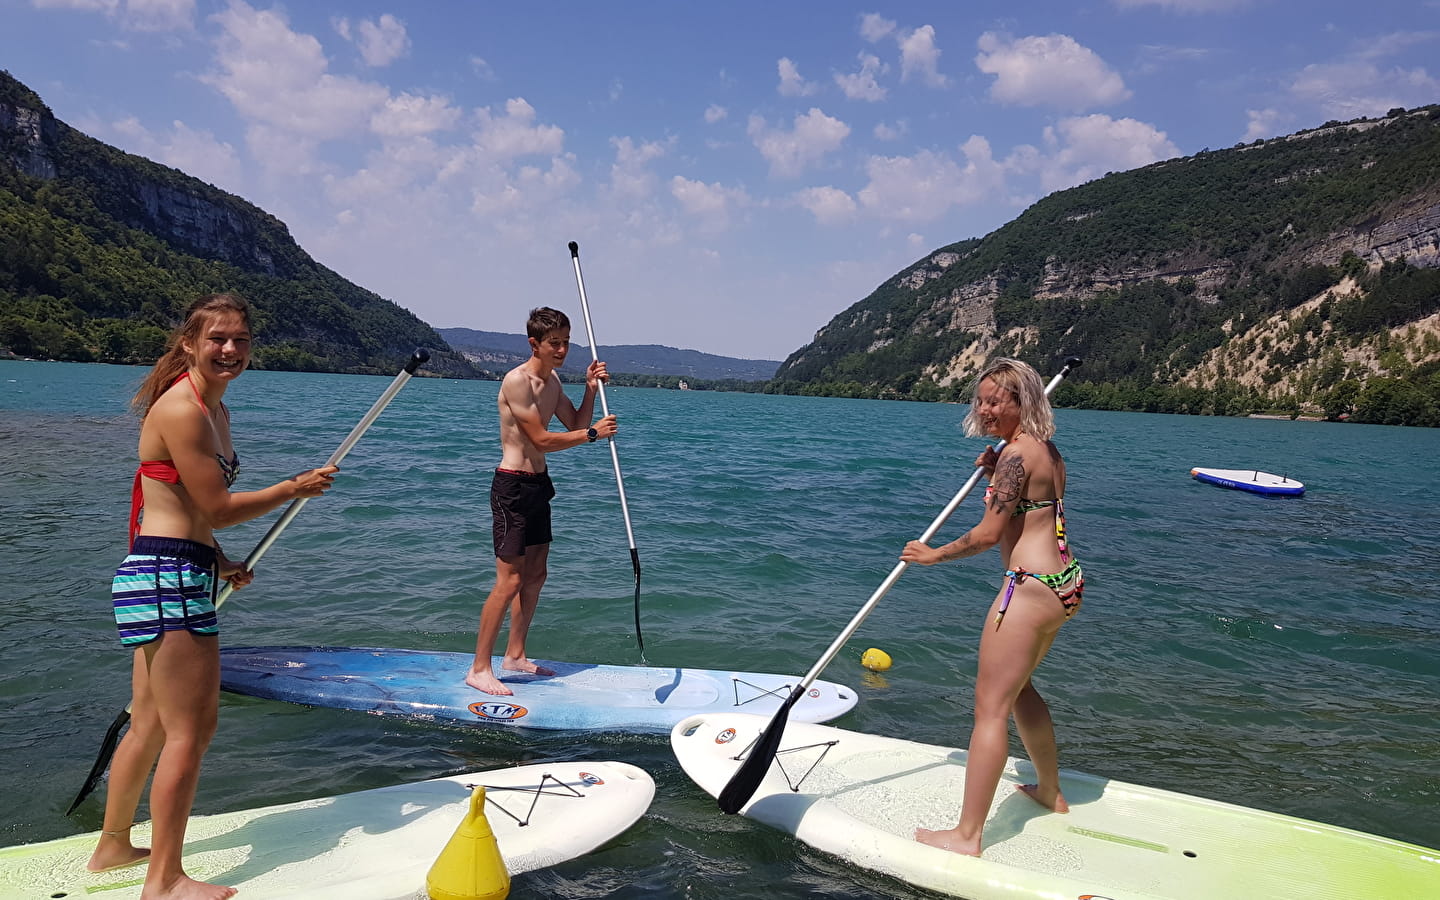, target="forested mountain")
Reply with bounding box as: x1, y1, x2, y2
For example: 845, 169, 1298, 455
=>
438, 327, 780, 382
0, 70, 478, 377
771, 107, 1440, 426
